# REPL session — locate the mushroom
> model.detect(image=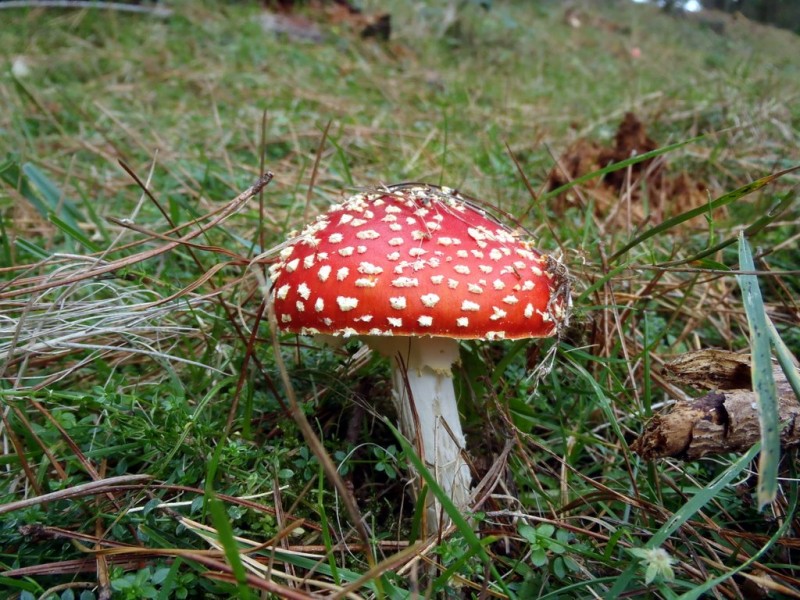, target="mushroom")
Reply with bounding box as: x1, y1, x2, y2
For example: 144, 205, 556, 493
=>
268, 183, 570, 533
